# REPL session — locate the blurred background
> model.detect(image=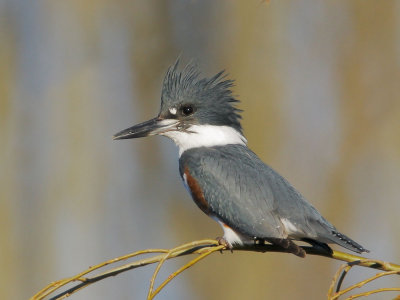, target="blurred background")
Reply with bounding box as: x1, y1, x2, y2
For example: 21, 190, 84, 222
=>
1, 0, 399, 299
